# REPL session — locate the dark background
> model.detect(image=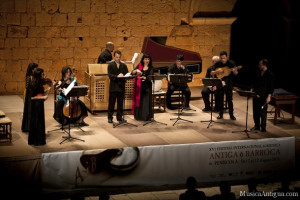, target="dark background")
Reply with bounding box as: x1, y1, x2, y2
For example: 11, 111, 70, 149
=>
230, 0, 300, 116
